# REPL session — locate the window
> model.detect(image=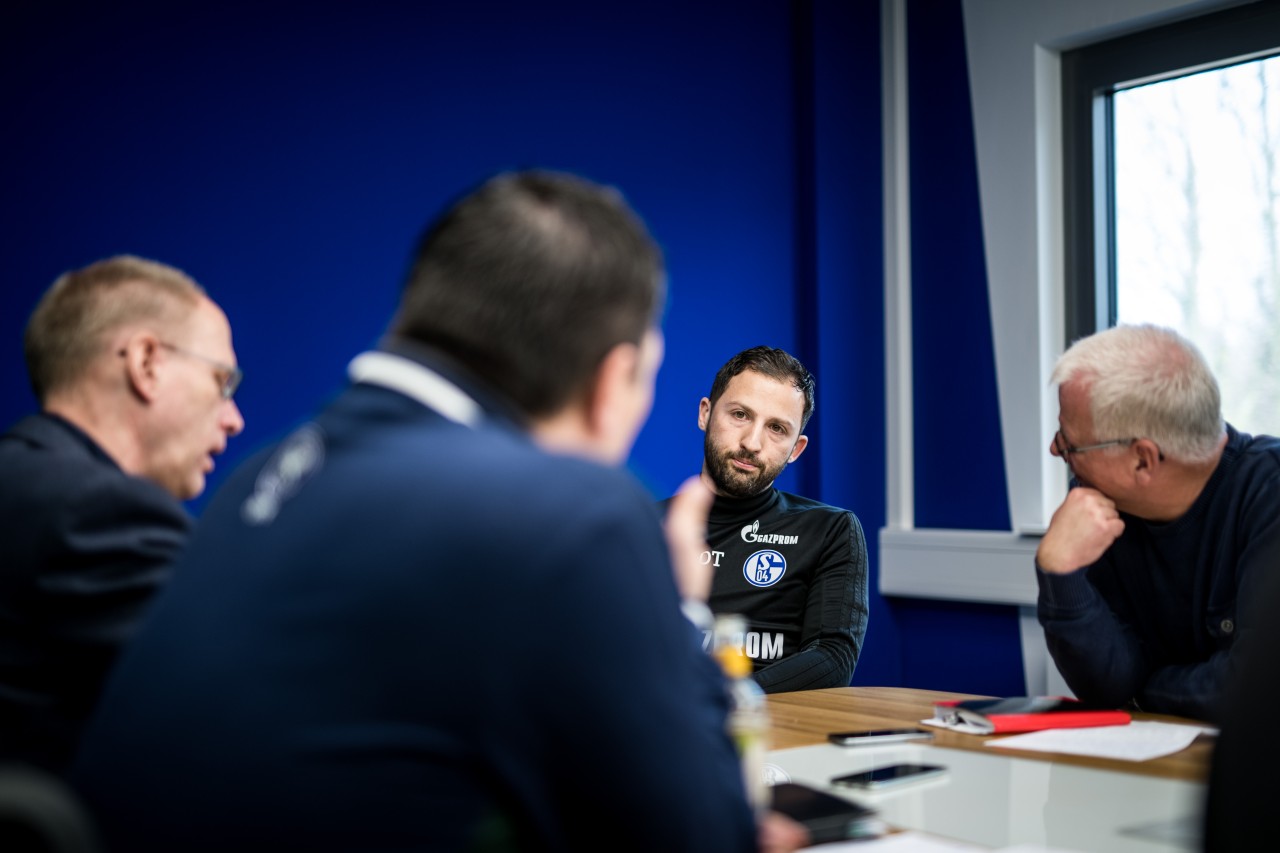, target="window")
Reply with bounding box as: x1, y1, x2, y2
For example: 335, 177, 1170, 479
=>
1115, 56, 1279, 427
1063, 2, 1280, 430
